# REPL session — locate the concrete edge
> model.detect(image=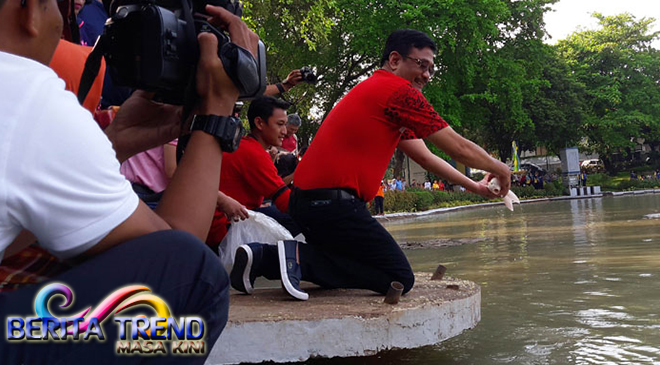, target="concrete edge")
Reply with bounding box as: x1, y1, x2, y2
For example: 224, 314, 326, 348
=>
377, 189, 659, 221
206, 290, 481, 364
